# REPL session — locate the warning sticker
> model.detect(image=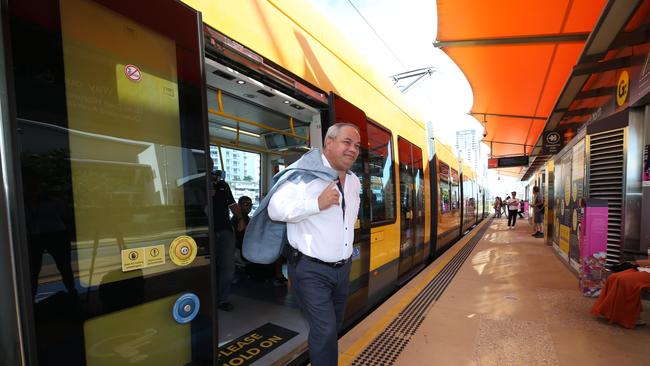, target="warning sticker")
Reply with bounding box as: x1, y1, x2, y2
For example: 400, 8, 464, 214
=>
145, 244, 165, 267
121, 248, 145, 272
124, 64, 142, 82
218, 323, 299, 366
